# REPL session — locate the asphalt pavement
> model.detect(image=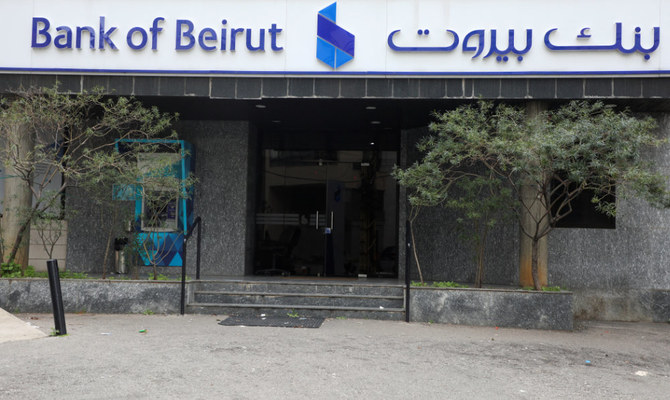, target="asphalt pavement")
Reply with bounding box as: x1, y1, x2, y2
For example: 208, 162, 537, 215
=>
1, 312, 668, 399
